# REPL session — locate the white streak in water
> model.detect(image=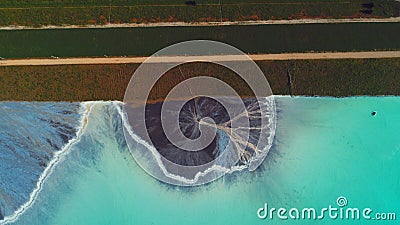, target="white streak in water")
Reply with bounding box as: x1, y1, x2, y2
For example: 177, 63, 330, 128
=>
0, 102, 95, 225
1, 98, 276, 223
